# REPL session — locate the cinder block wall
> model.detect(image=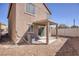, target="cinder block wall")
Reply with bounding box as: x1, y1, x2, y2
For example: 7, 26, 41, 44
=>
51, 28, 79, 37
